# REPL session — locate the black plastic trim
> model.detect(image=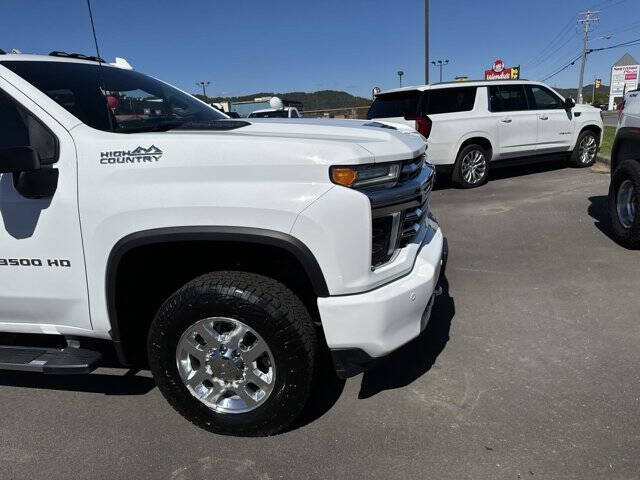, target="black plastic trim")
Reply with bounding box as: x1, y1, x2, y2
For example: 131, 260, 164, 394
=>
611, 127, 640, 172
106, 226, 329, 365
331, 348, 380, 378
